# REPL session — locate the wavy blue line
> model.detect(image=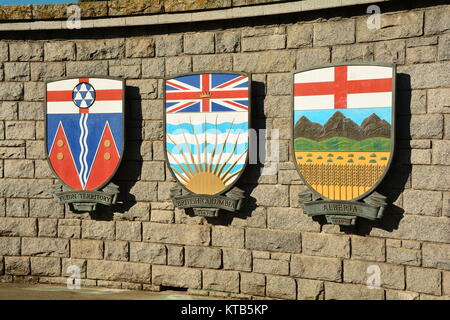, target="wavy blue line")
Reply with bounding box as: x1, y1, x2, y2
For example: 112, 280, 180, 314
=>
167, 142, 248, 155
170, 163, 244, 176
166, 122, 248, 135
